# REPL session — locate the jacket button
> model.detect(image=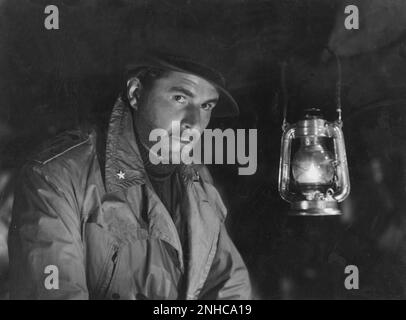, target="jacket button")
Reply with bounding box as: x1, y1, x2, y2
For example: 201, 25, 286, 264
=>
112, 293, 120, 300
